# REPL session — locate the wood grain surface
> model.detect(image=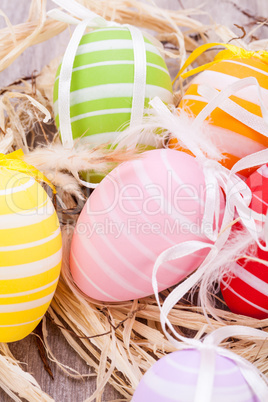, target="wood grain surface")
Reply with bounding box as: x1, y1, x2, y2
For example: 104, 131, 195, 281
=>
0, 1, 267, 401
